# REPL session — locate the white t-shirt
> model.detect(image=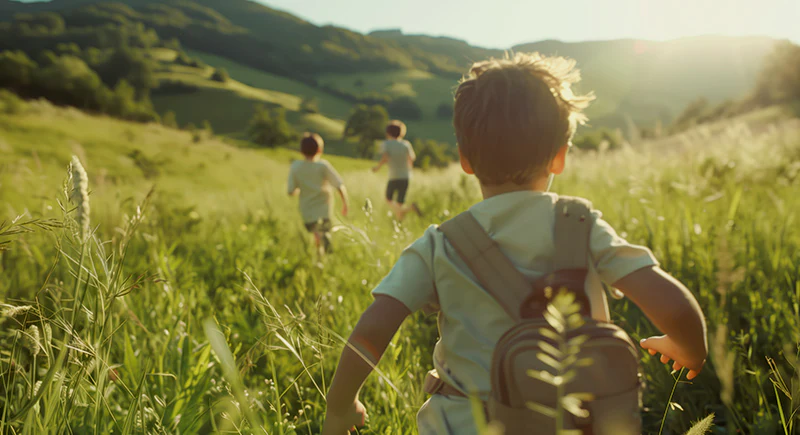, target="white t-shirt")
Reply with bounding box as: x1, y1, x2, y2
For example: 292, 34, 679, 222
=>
286, 159, 344, 223
379, 139, 416, 180
372, 191, 658, 433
